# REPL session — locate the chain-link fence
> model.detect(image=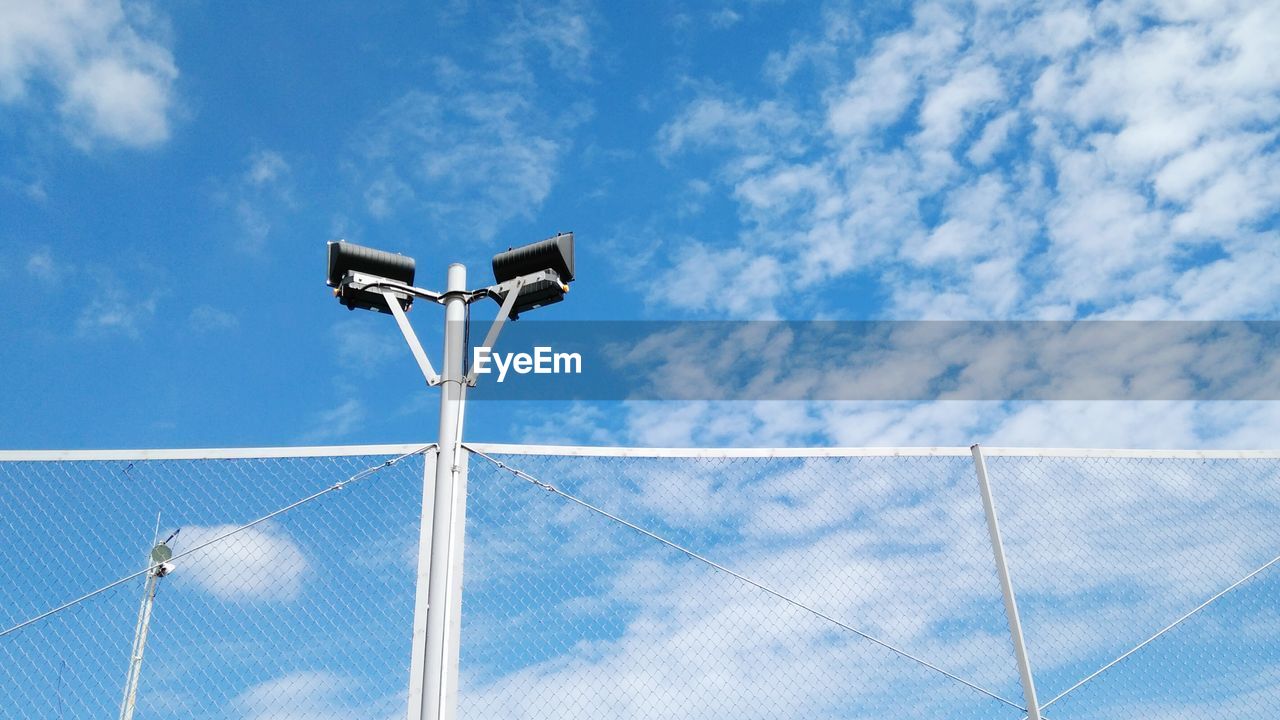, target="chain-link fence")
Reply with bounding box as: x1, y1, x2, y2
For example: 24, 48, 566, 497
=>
460, 451, 1022, 720
0, 447, 428, 720
983, 454, 1280, 718
2, 445, 1279, 719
